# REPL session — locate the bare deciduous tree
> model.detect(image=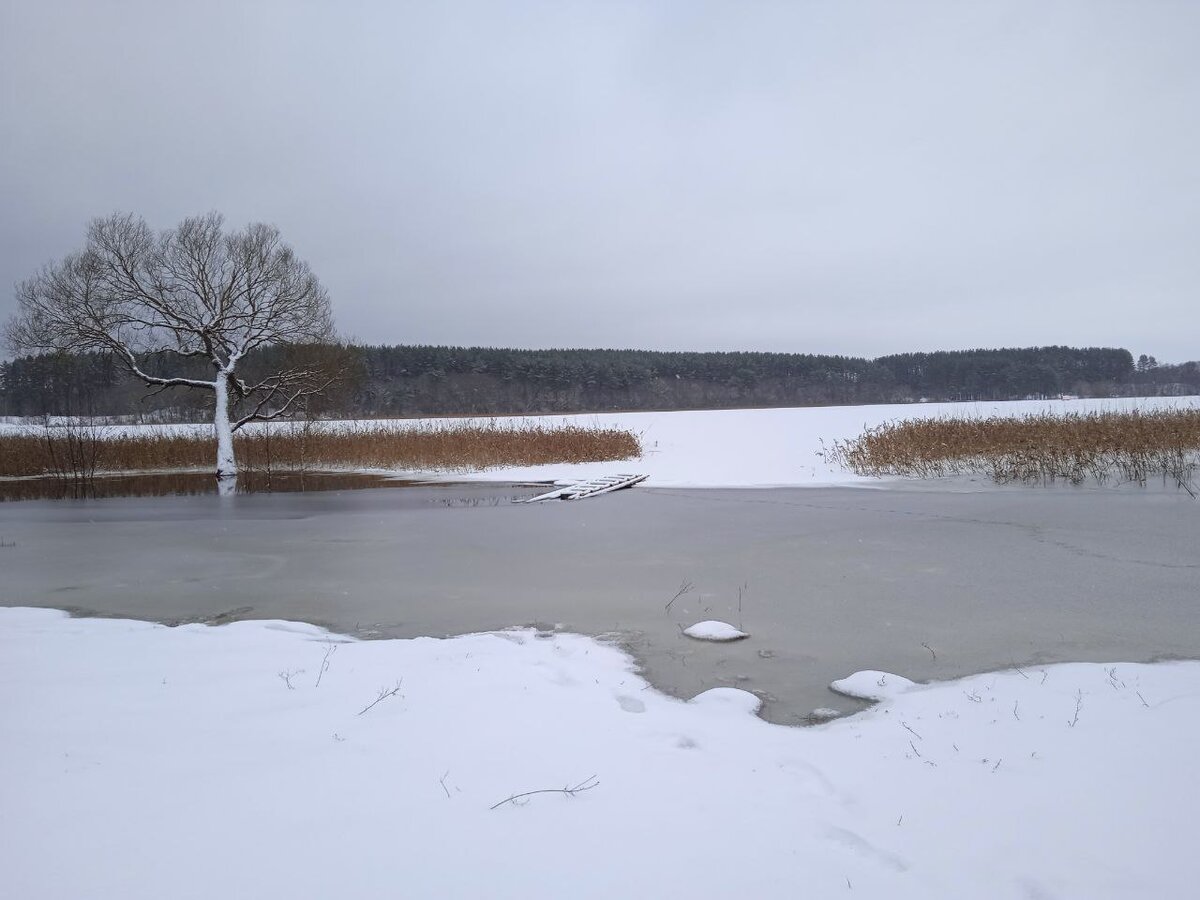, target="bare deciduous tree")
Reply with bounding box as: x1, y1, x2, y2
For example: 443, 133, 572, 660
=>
5, 212, 336, 485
